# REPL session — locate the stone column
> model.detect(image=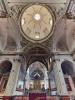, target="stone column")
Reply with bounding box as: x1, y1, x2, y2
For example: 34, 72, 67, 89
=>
24, 57, 28, 94
24, 71, 27, 95
53, 57, 68, 95
4, 58, 21, 96
48, 78, 51, 94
